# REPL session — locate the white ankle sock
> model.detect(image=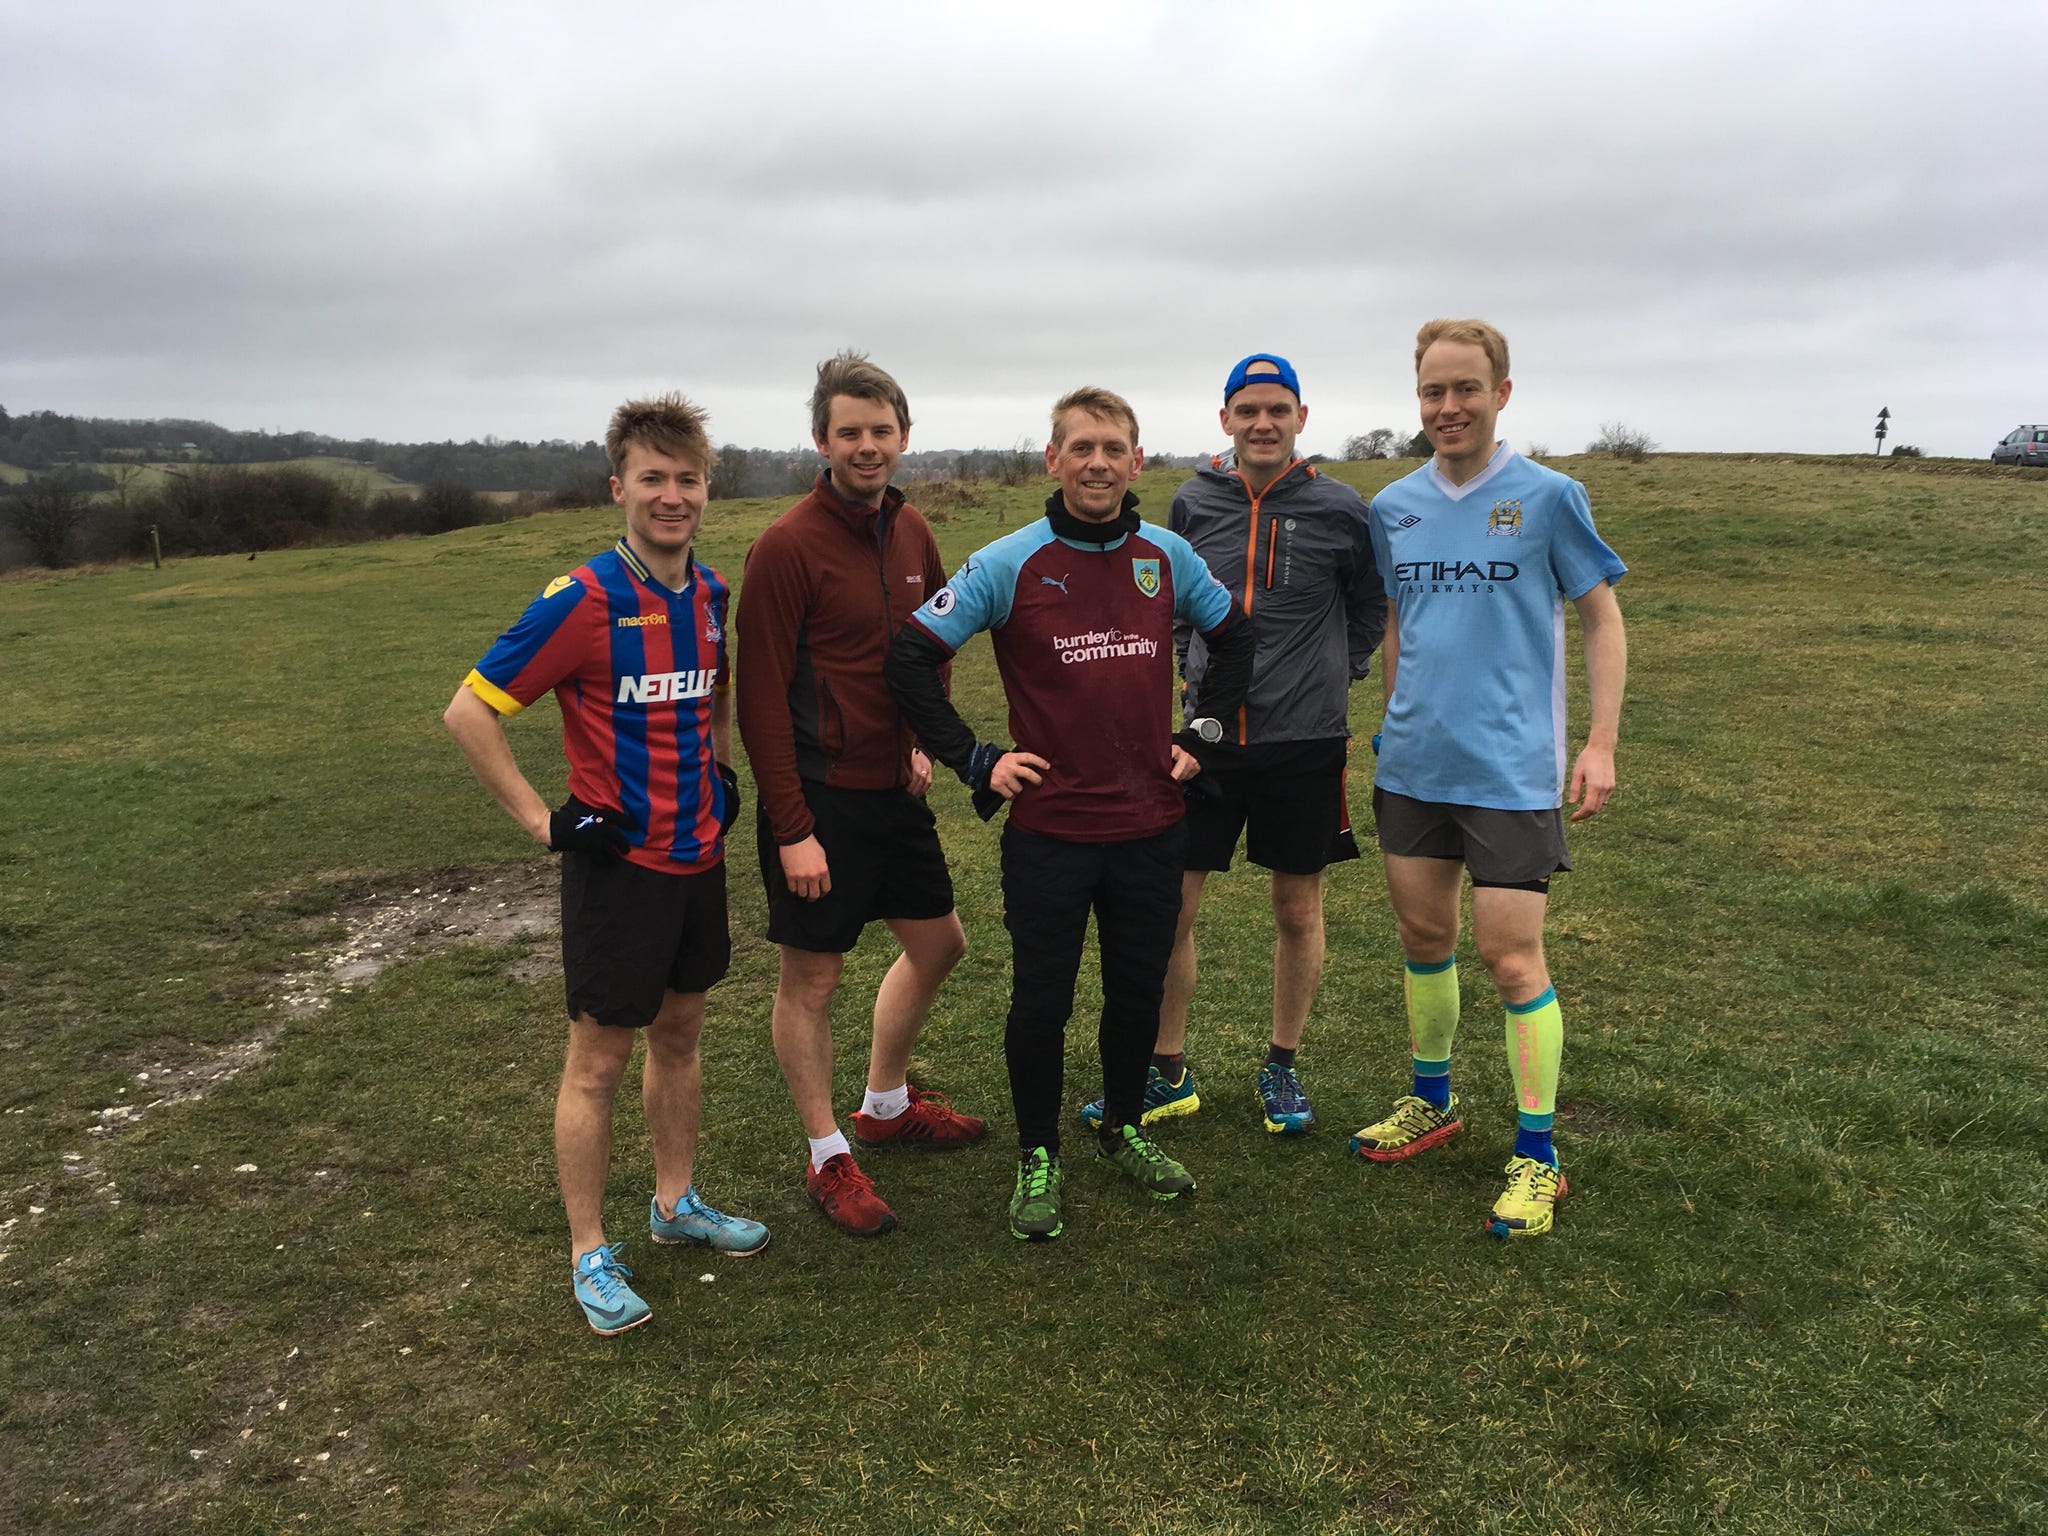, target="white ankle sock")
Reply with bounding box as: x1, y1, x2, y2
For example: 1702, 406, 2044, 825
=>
861, 1083, 910, 1120
808, 1130, 851, 1171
